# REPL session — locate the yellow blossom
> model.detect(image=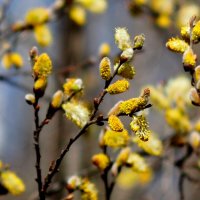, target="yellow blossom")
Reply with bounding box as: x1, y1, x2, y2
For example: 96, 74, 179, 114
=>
127, 153, 149, 172
86, 0, 107, 13
156, 14, 171, 28
63, 78, 83, 96
2, 52, 23, 69
33, 53, 52, 78
62, 101, 90, 128
25, 7, 49, 25
189, 131, 200, 150
133, 34, 145, 50
117, 62, 135, 79
119, 96, 148, 115
117, 168, 152, 189
92, 153, 109, 170
150, 0, 174, 15
166, 37, 189, 53
25, 93, 35, 105
34, 24, 52, 47
115, 27, 132, 50
165, 76, 191, 106
147, 86, 170, 110
0, 170, 25, 195
107, 101, 122, 116
0, 161, 3, 169
182, 47, 197, 68
120, 48, 134, 61
190, 87, 200, 105
176, 4, 200, 28
51, 90, 64, 109
103, 129, 129, 148
165, 108, 191, 133
99, 43, 110, 57
108, 115, 124, 131
34, 77, 47, 91
106, 79, 129, 94
192, 20, 200, 43
99, 57, 111, 80
194, 66, 200, 82
67, 175, 82, 191
80, 178, 98, 200
194, 120, 200, 132
181, 26, 190, 40
130, 115, 150, 141
69, 6, 86, 26
133, 134, 163, 156
116, 147, 131, 166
